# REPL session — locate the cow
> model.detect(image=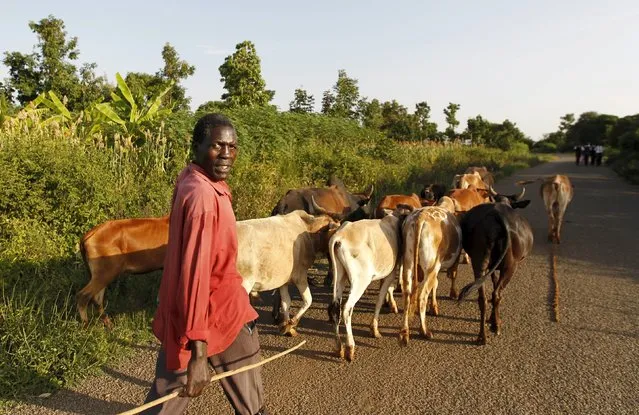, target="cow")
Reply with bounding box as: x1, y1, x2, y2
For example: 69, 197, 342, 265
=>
457, 187, 533, 345
420, 183, 447, 205
237, 209, 338, 336
451, 171, 490, 190
398, 196, 462, 345
327, 206, 412, 361
271, 176, 374, 222
374, 193, 426, 219
443, 186, 494, 298
540, 175, 574, 244
465, 166, 495, 187
76, 216, 169, 327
